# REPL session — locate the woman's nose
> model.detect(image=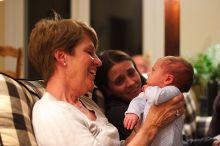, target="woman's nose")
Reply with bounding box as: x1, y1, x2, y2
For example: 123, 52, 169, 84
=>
93, 55, 102, 67
126, 77, 135, 87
